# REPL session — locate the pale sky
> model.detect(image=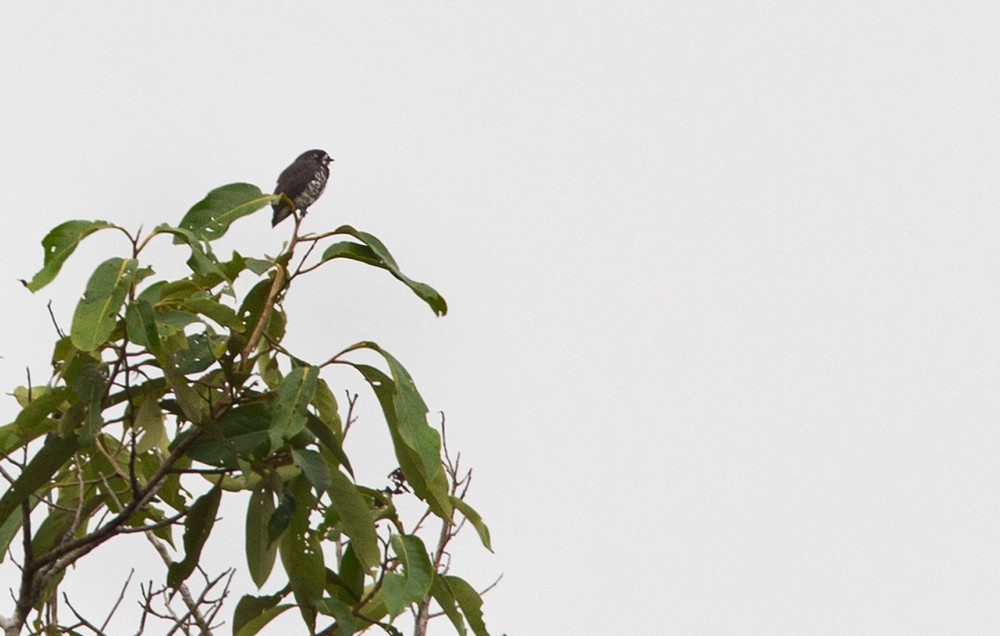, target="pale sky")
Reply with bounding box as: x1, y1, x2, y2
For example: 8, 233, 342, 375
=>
1, 3, 999, 634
